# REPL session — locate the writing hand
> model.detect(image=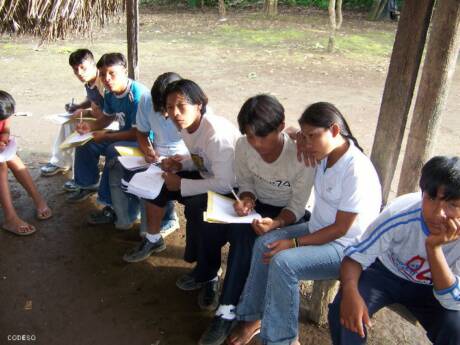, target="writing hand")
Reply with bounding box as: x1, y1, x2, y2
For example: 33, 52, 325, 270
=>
234, 198, 255, 216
